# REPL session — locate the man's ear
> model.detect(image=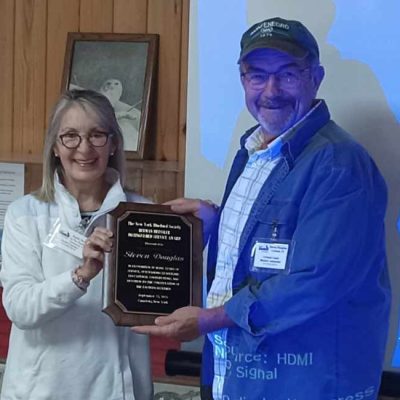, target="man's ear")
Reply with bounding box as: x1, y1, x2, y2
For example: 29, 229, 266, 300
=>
240, 73, 247, 88
312, 65, 325, 91
239, 63, 247, 88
